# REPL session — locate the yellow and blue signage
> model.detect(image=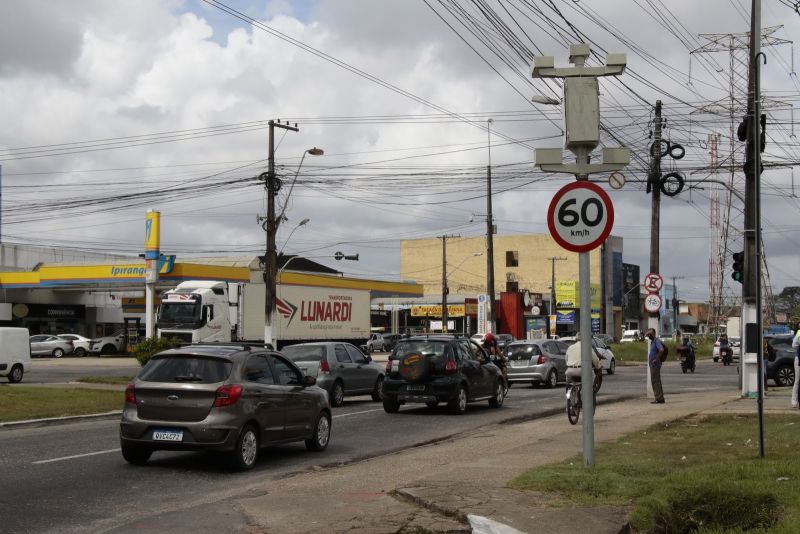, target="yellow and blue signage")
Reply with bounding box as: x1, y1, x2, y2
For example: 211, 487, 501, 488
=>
144, 210, 160, 260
